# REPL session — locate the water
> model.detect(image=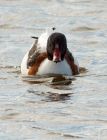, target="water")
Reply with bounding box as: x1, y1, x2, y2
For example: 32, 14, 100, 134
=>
0, 0, 107, 139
